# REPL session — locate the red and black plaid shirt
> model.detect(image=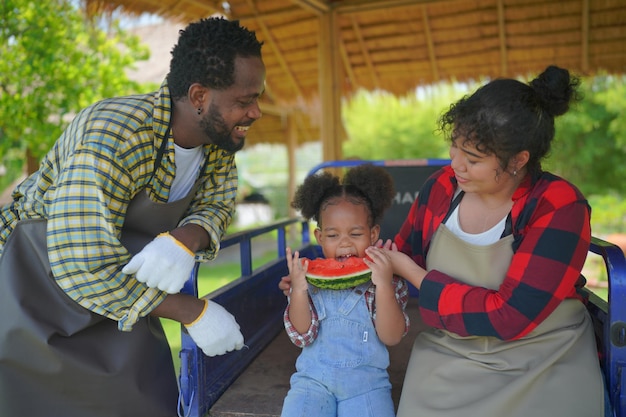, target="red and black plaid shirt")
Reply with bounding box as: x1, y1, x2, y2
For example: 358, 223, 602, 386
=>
395, 165, 591, 341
